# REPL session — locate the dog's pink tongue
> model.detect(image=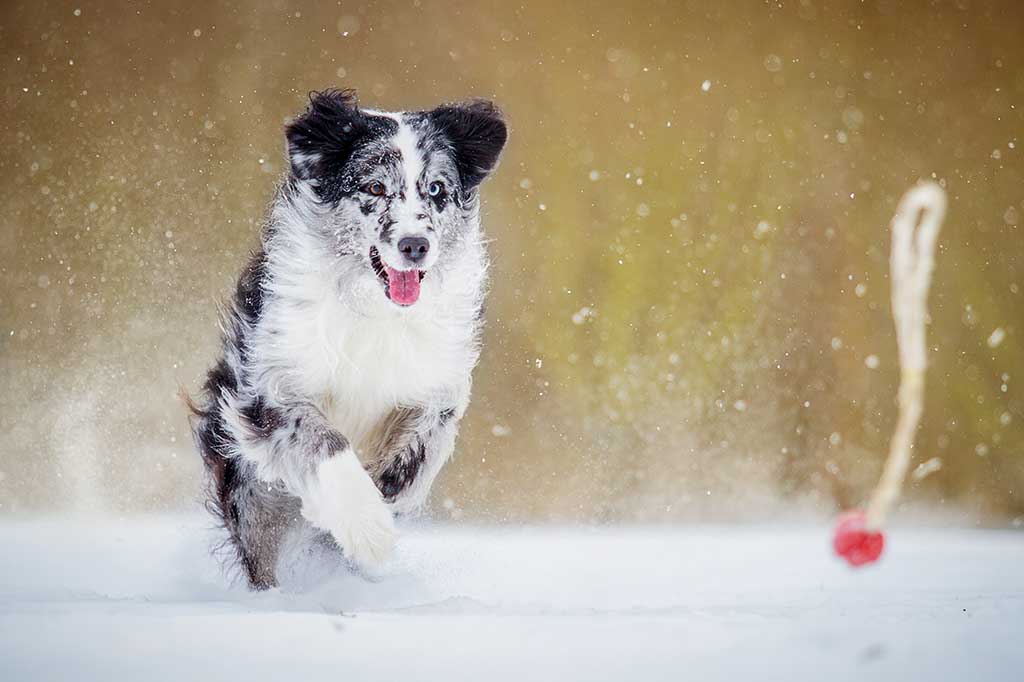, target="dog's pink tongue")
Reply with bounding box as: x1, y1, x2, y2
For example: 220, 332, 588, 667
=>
385, 266, 421, 306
